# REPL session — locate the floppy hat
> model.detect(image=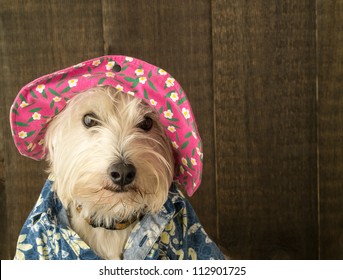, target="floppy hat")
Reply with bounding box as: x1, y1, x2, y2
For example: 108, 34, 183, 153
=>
10, 55, 203, 196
